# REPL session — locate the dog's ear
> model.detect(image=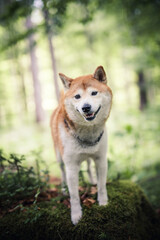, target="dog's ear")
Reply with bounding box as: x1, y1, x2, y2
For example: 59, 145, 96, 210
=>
93, 66, 107, 84
59, 73, 73, 89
